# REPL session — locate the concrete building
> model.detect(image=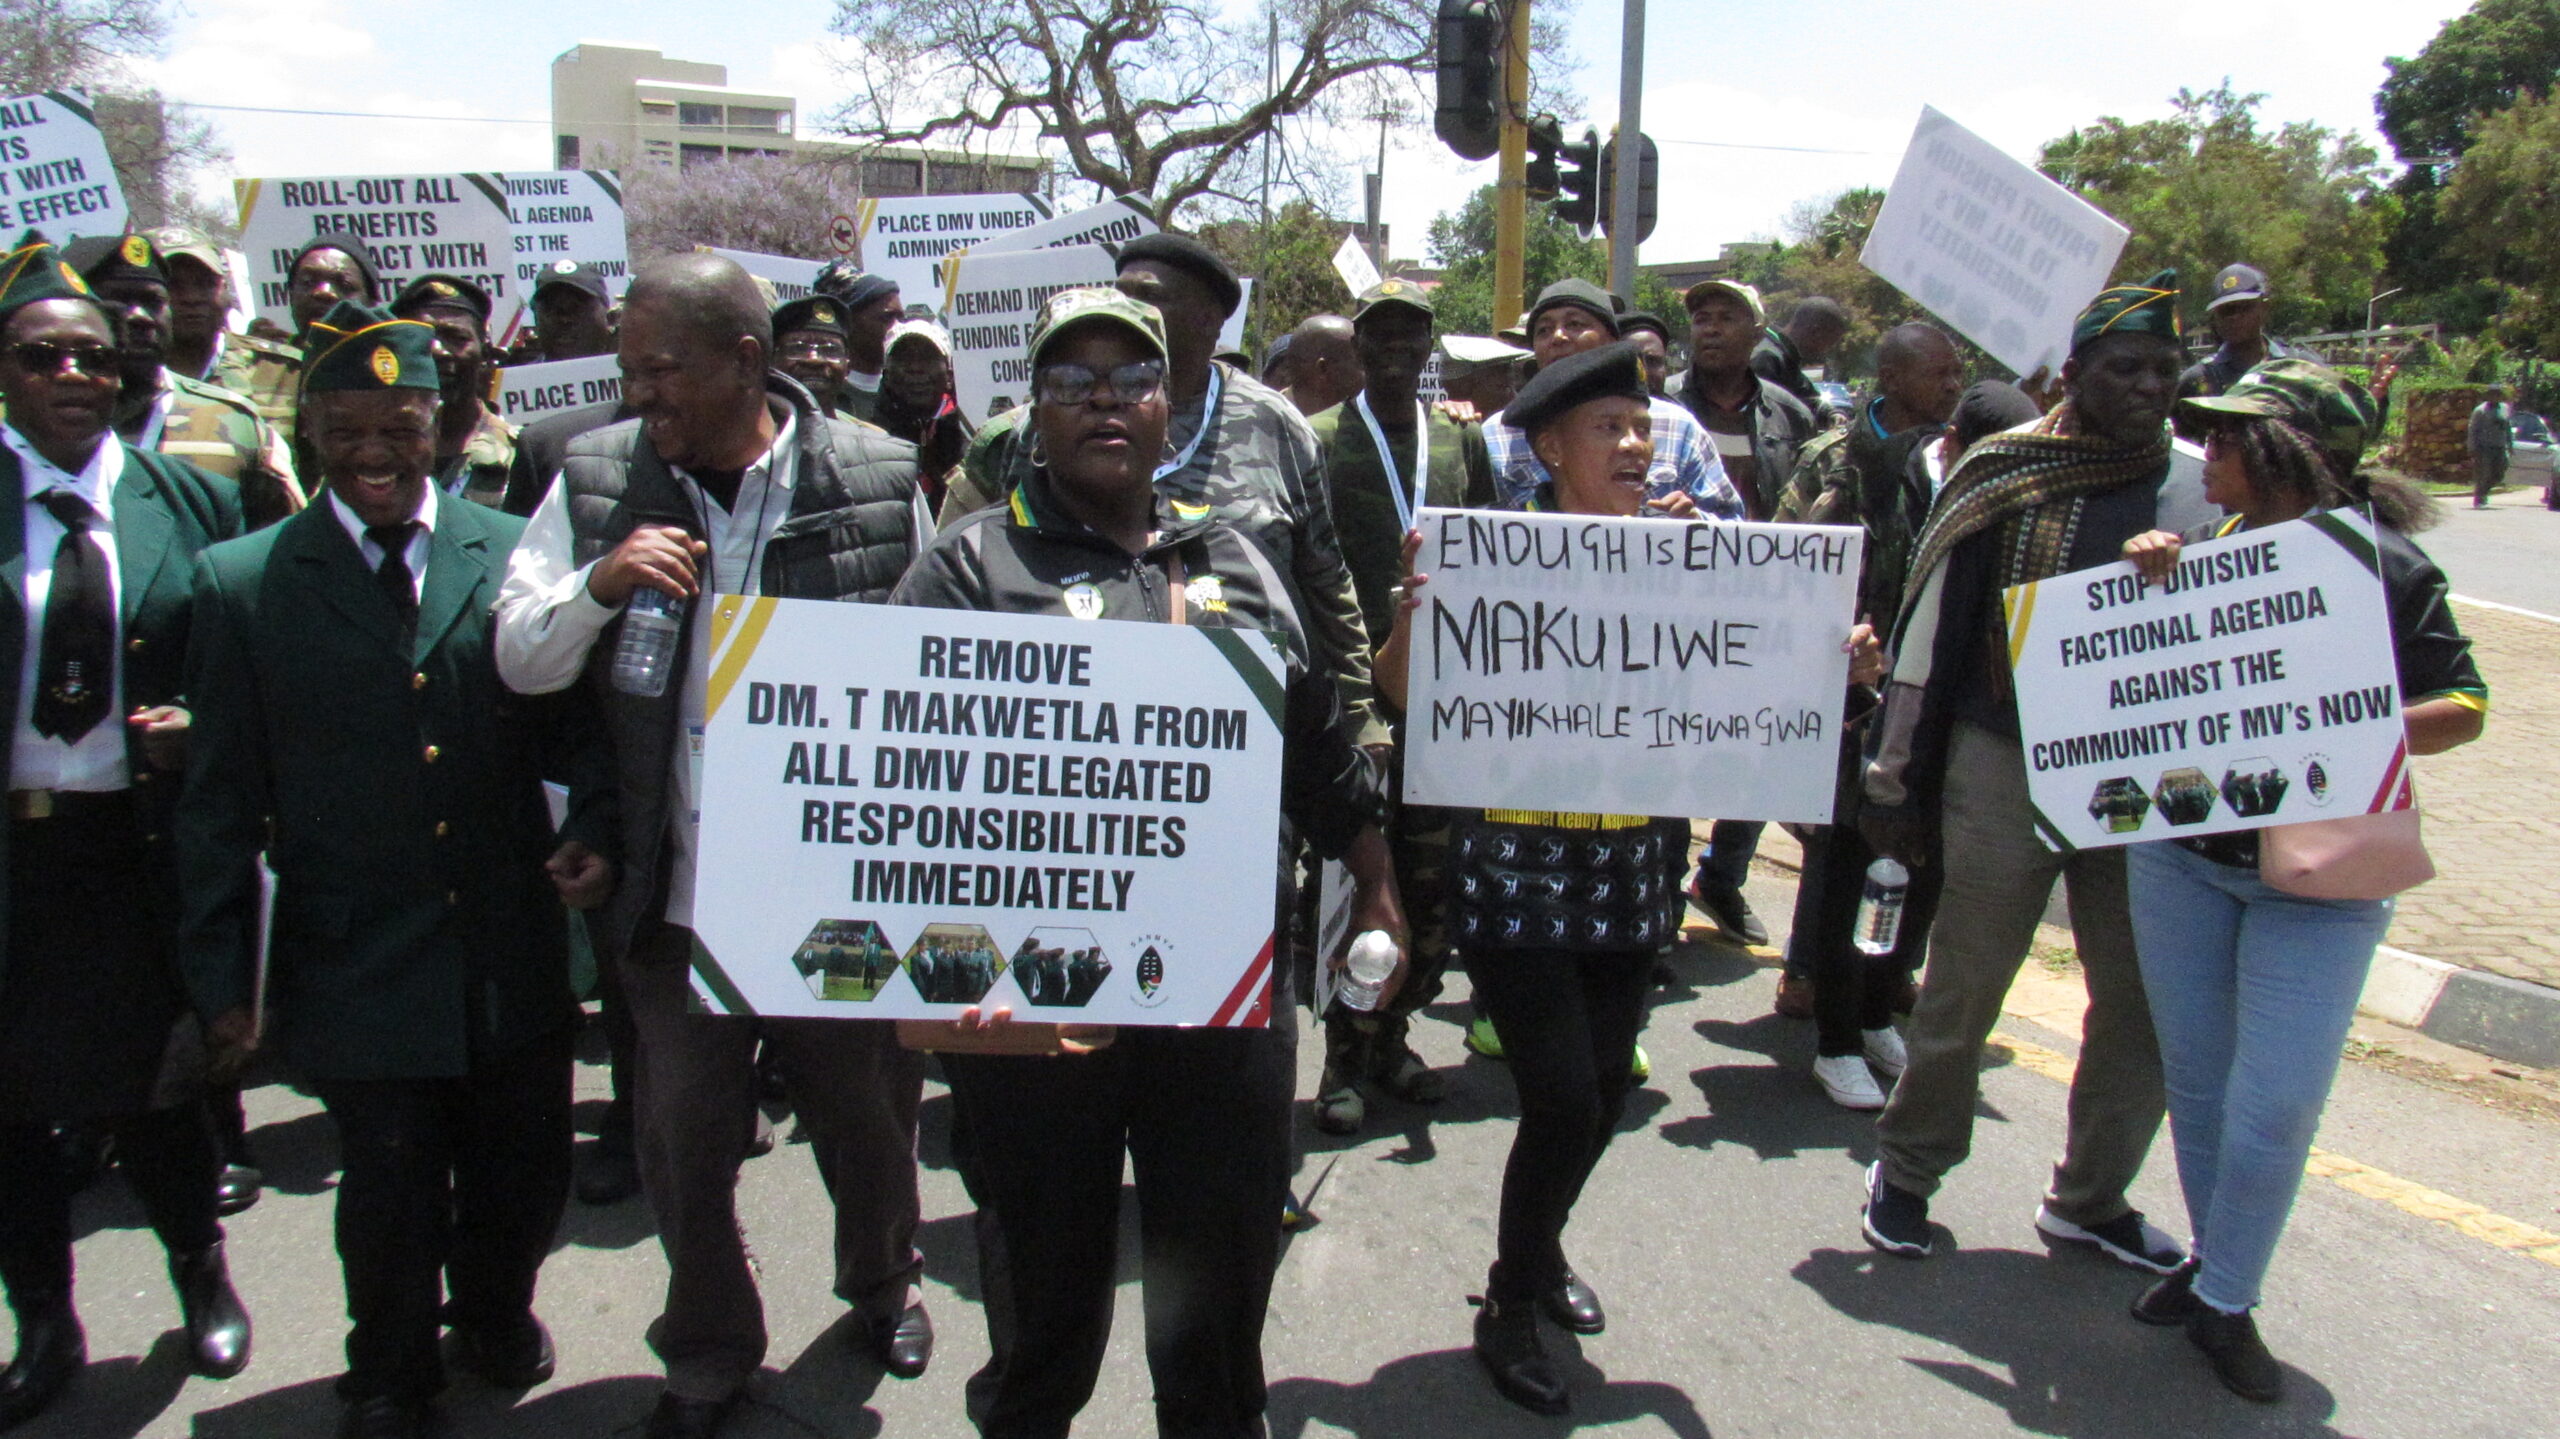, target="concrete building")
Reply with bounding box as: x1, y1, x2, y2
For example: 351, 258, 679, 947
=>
549, 43, 1046, 196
